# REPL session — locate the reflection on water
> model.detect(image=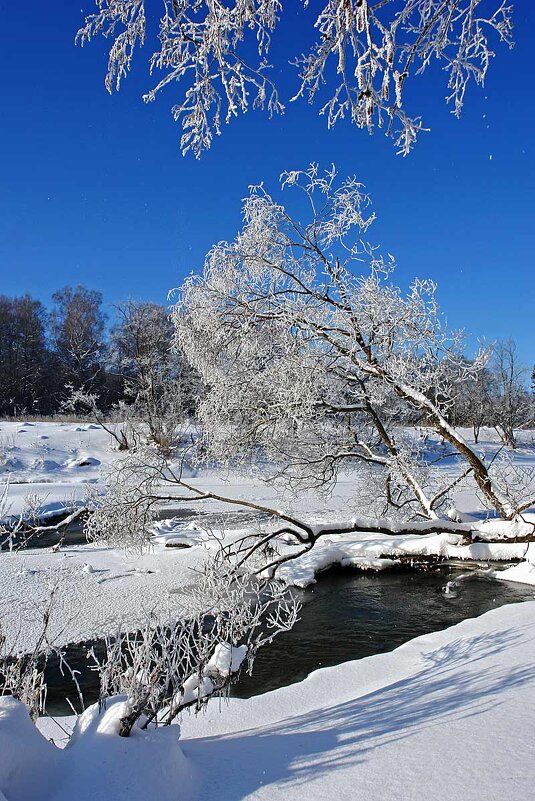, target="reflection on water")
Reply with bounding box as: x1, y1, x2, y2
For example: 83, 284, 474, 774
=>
232, 566, 534, 697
